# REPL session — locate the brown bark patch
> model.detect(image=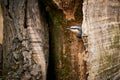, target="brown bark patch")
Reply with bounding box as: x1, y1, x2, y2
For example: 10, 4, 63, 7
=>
53, 0, 79, 20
